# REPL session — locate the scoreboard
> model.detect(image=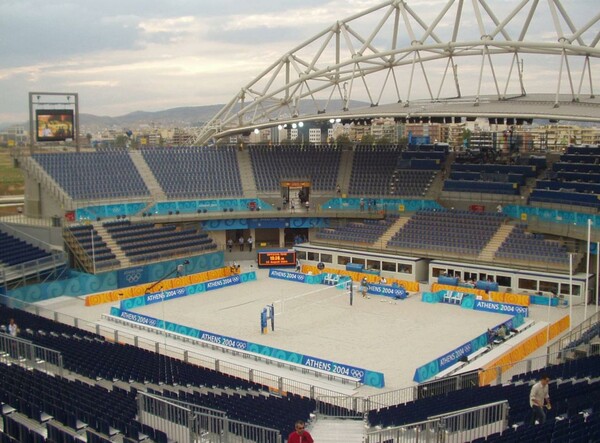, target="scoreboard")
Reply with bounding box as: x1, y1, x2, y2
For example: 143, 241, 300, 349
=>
257, 250, 296, 267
